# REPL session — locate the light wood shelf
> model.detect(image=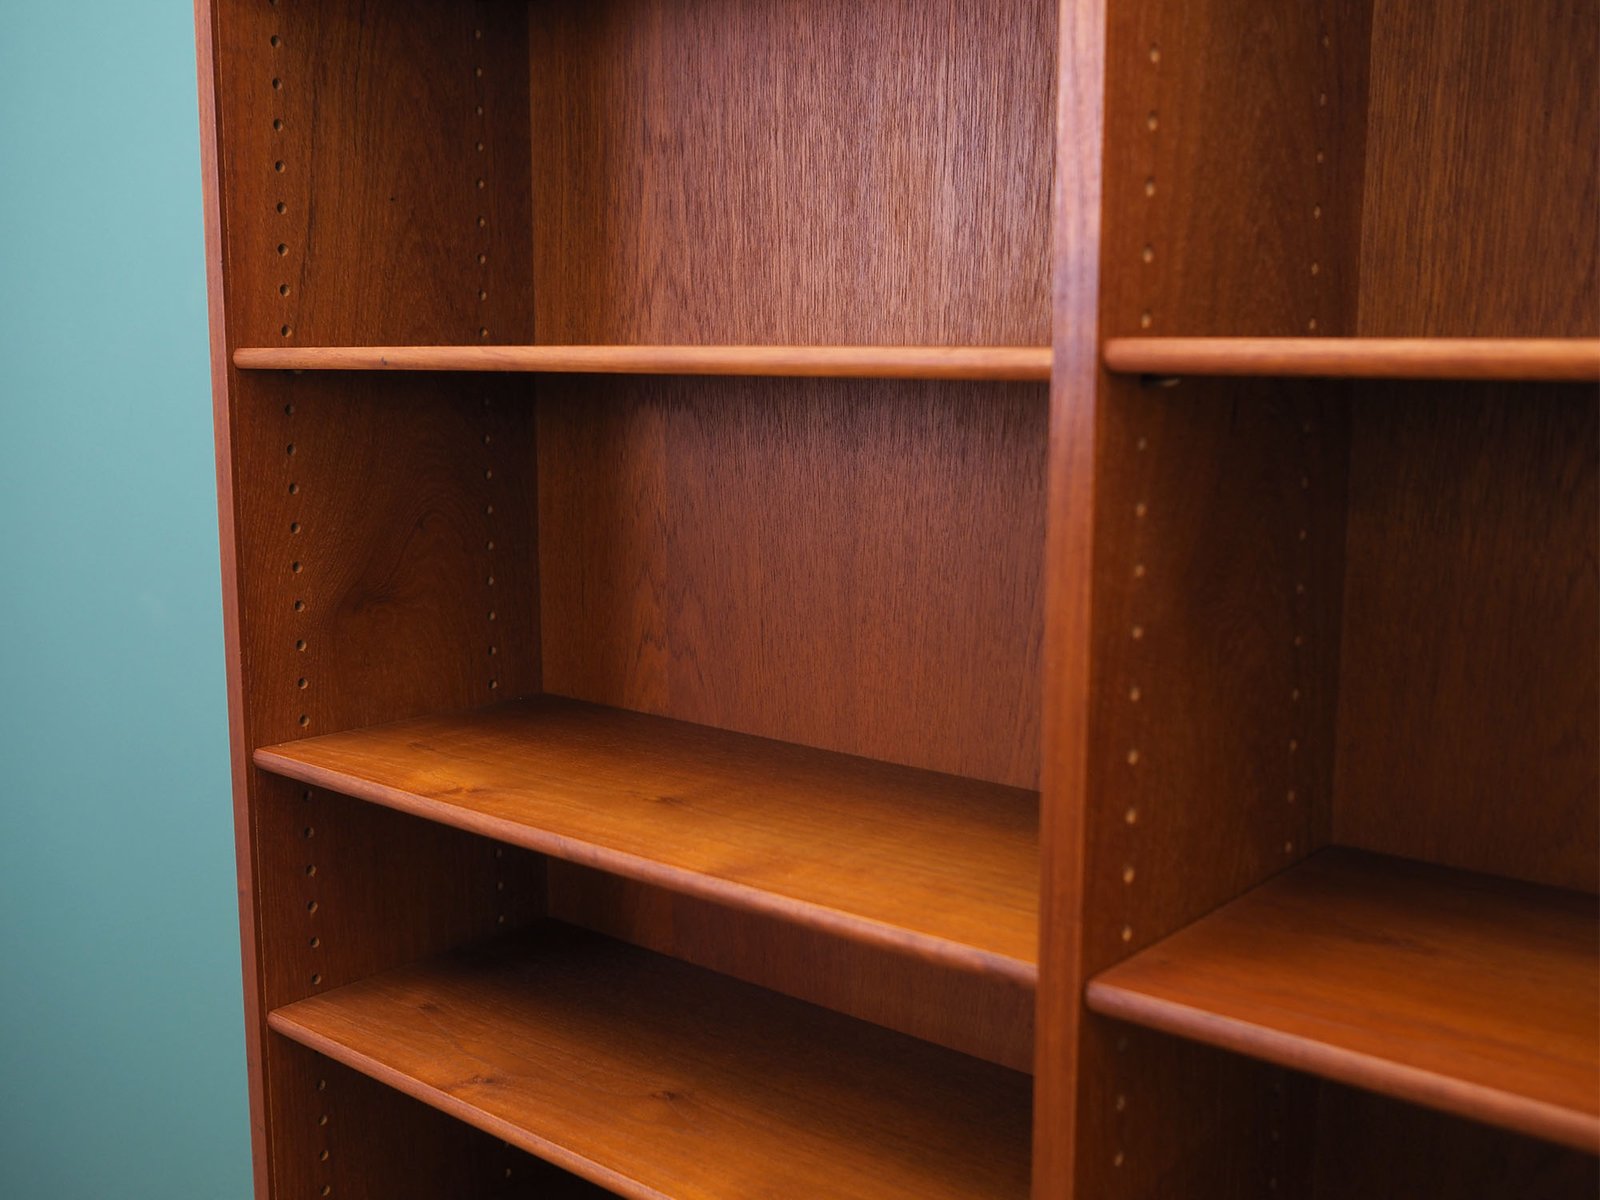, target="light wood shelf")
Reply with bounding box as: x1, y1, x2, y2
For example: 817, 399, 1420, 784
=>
1102, 337, 1600, 382
1086, 849, 1600, 1152
268, 924, 1032, 1200
233, 343, 1052, 381
255, 697, 1040, 984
